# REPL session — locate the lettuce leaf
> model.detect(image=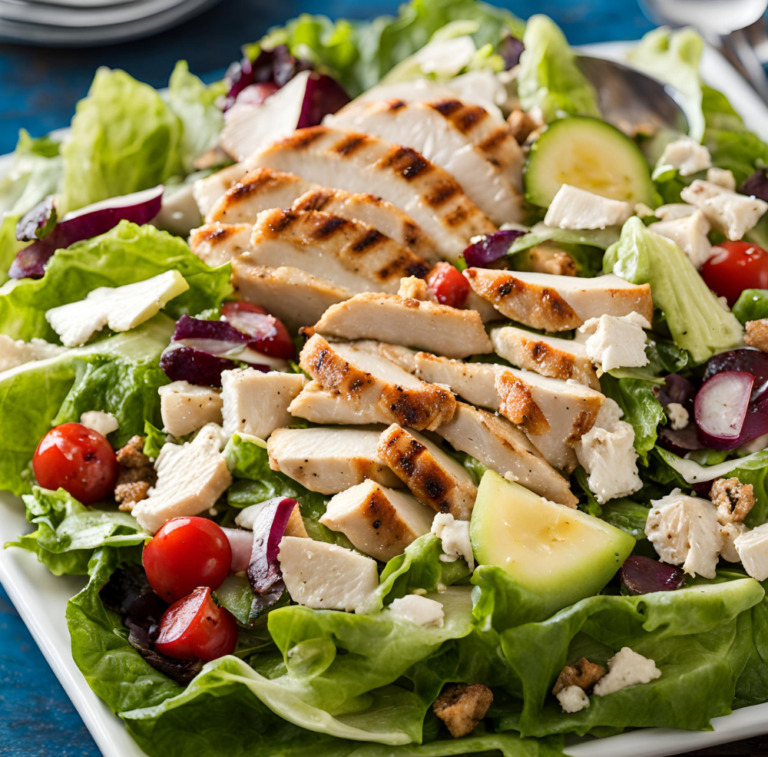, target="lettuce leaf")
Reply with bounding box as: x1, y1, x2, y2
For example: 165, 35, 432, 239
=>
0, 220, 231, 342
604, 217, 743, 363
490, 575, 764, 737
255, 0, 523, 97
0, 317, 173, 495
6, 486, 145, 575
516, 15, 600, 122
